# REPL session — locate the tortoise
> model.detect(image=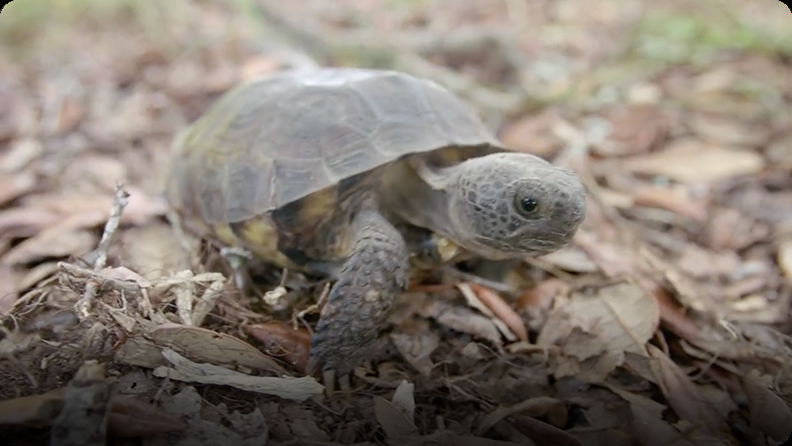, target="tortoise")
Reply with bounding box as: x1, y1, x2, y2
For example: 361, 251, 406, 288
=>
165, 67, 586, 379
